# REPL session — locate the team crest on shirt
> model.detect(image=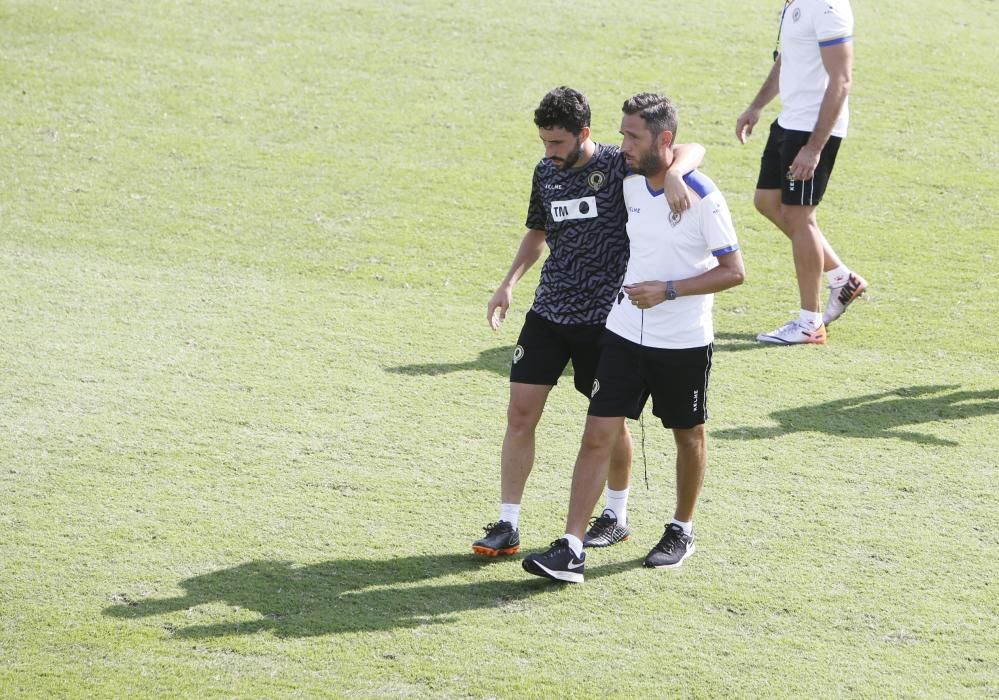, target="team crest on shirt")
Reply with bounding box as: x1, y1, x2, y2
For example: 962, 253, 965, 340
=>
587, 171, 606, 191
513, 345, 524, 364
591, 379, 600, 397
793, 7, 801, 21
669, 211, 682, 227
